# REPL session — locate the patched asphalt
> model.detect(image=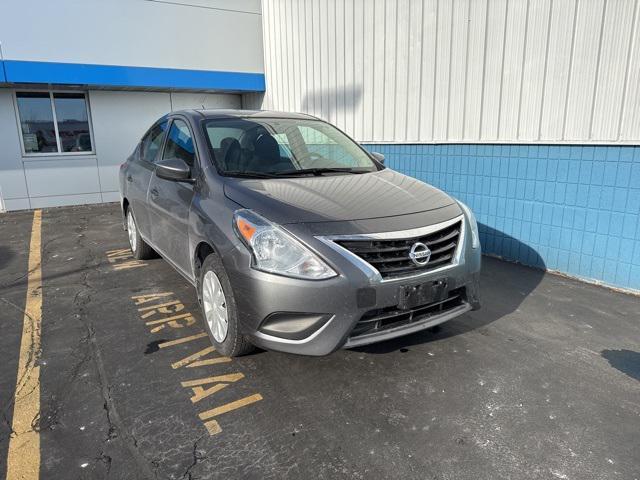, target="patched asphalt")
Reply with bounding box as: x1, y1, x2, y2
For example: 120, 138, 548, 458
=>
1, 204, 639, 479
